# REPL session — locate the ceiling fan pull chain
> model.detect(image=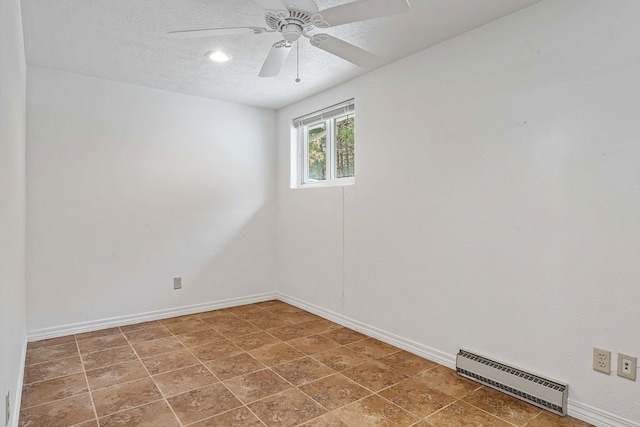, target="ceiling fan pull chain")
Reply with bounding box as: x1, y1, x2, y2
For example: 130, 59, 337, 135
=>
295, 41, 301, 83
